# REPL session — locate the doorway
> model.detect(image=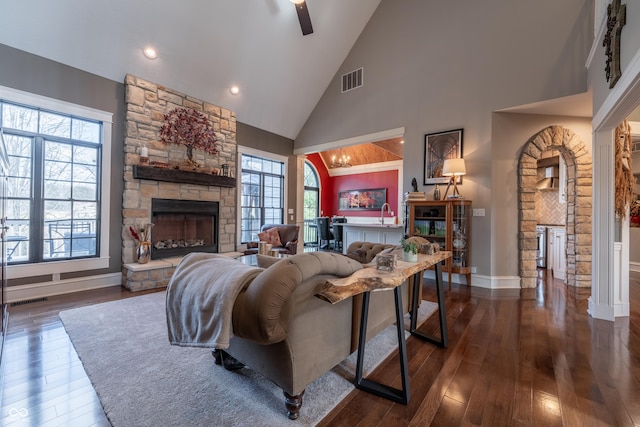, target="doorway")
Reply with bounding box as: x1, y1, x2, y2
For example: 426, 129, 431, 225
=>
518, 125, 592, 288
